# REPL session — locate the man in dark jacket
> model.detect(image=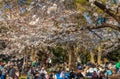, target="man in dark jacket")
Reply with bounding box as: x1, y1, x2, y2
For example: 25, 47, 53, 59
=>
8, 66, 16, 79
